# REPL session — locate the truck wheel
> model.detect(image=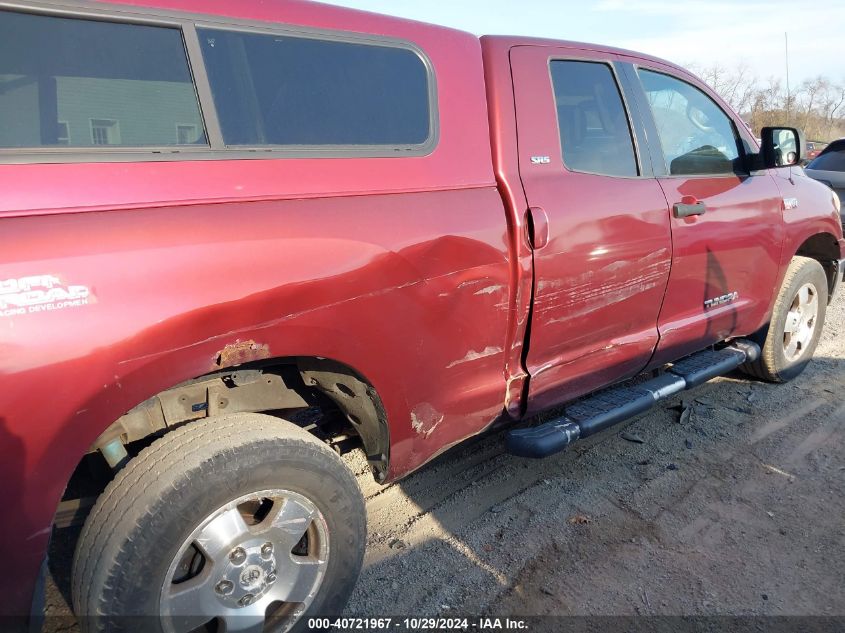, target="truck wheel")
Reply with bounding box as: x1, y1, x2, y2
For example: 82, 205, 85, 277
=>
742, 256, 828, 383
72, 413, 365, 633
